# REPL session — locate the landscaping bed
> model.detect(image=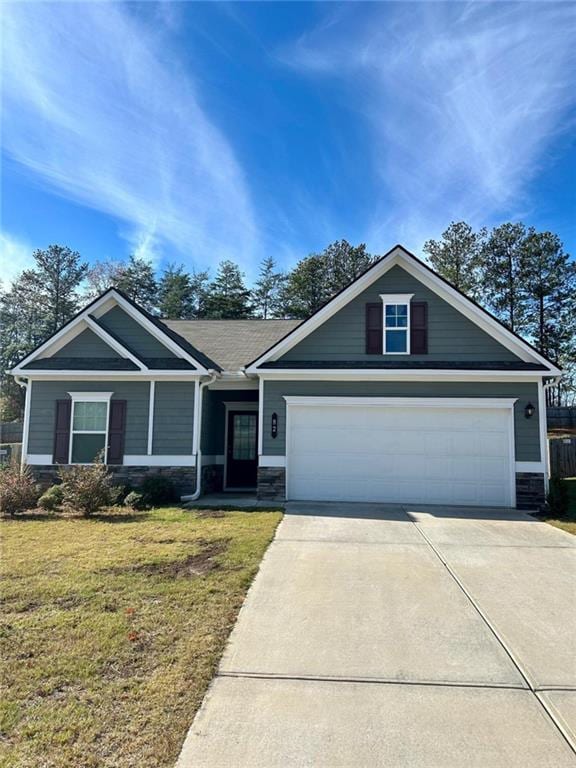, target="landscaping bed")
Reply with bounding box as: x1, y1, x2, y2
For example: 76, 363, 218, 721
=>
0, 506, 281, 767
